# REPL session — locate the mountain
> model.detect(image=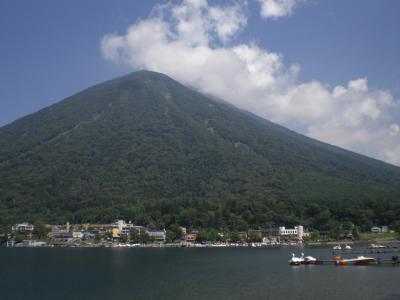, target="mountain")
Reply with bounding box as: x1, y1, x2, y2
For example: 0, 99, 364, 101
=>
0, 71, 399, 230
